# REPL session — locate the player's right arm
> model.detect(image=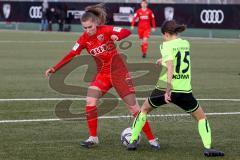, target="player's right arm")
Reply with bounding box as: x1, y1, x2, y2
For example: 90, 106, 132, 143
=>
160, 43, 174, 103
165, 60, 173, 103
45, 36, 85, 77
131, 10, 139, 30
